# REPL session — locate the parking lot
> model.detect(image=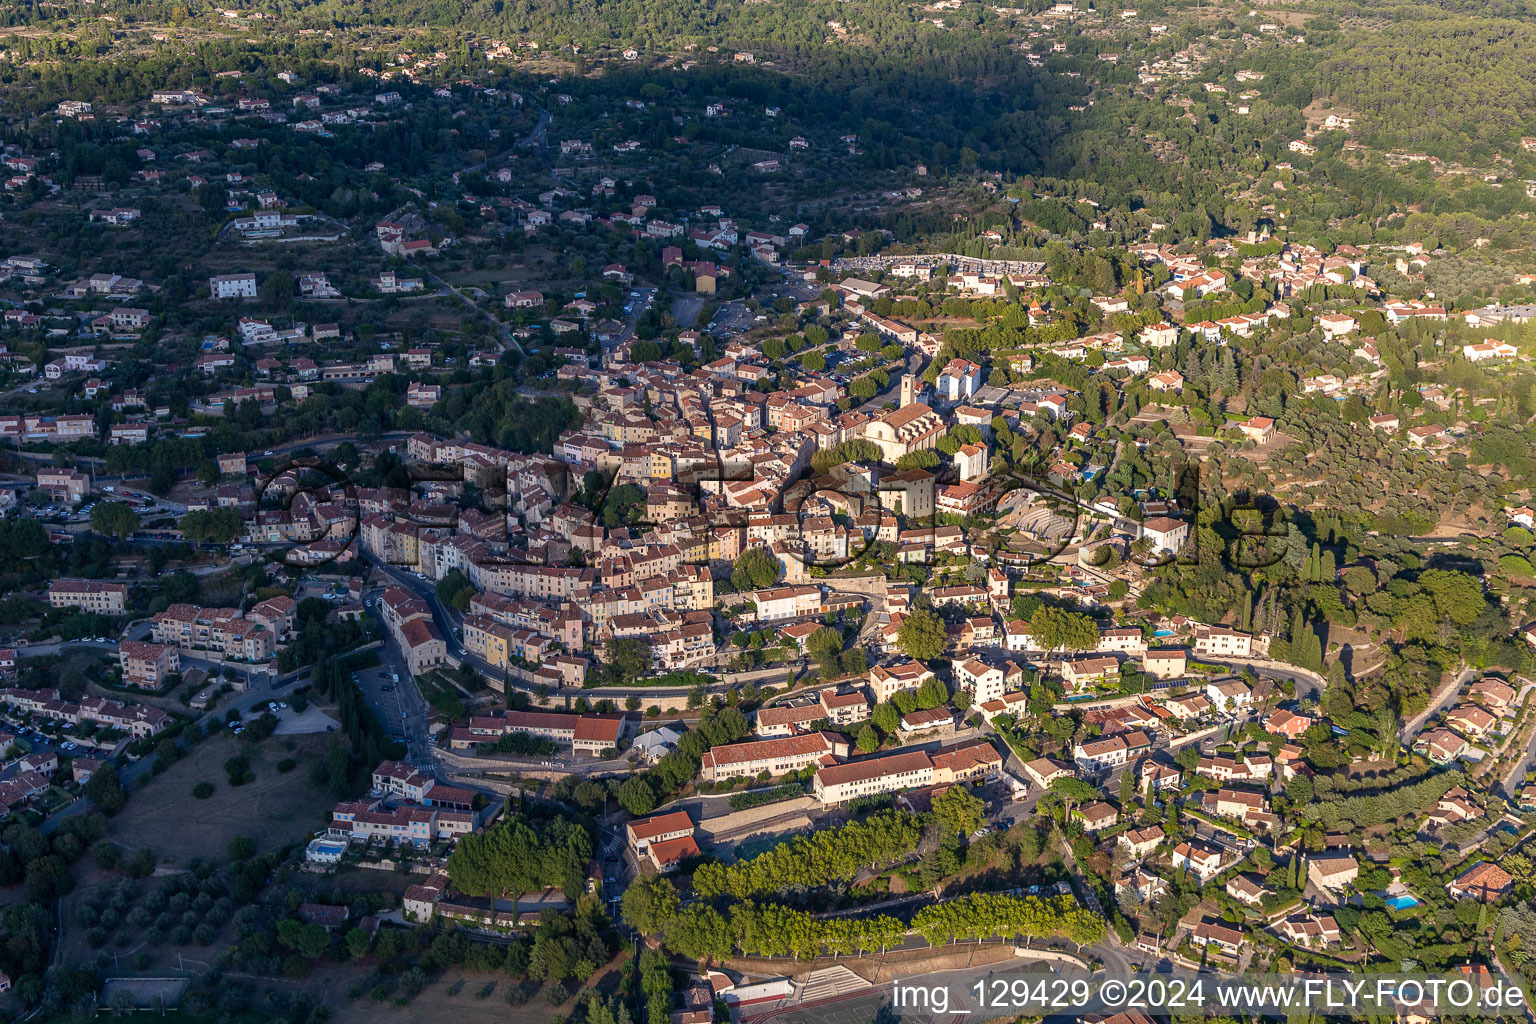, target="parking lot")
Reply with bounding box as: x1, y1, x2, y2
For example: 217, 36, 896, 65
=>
13, 484, 183, 530
707, 298, 757, 334
670, 294, 705, 327
352, 663, 407, 744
